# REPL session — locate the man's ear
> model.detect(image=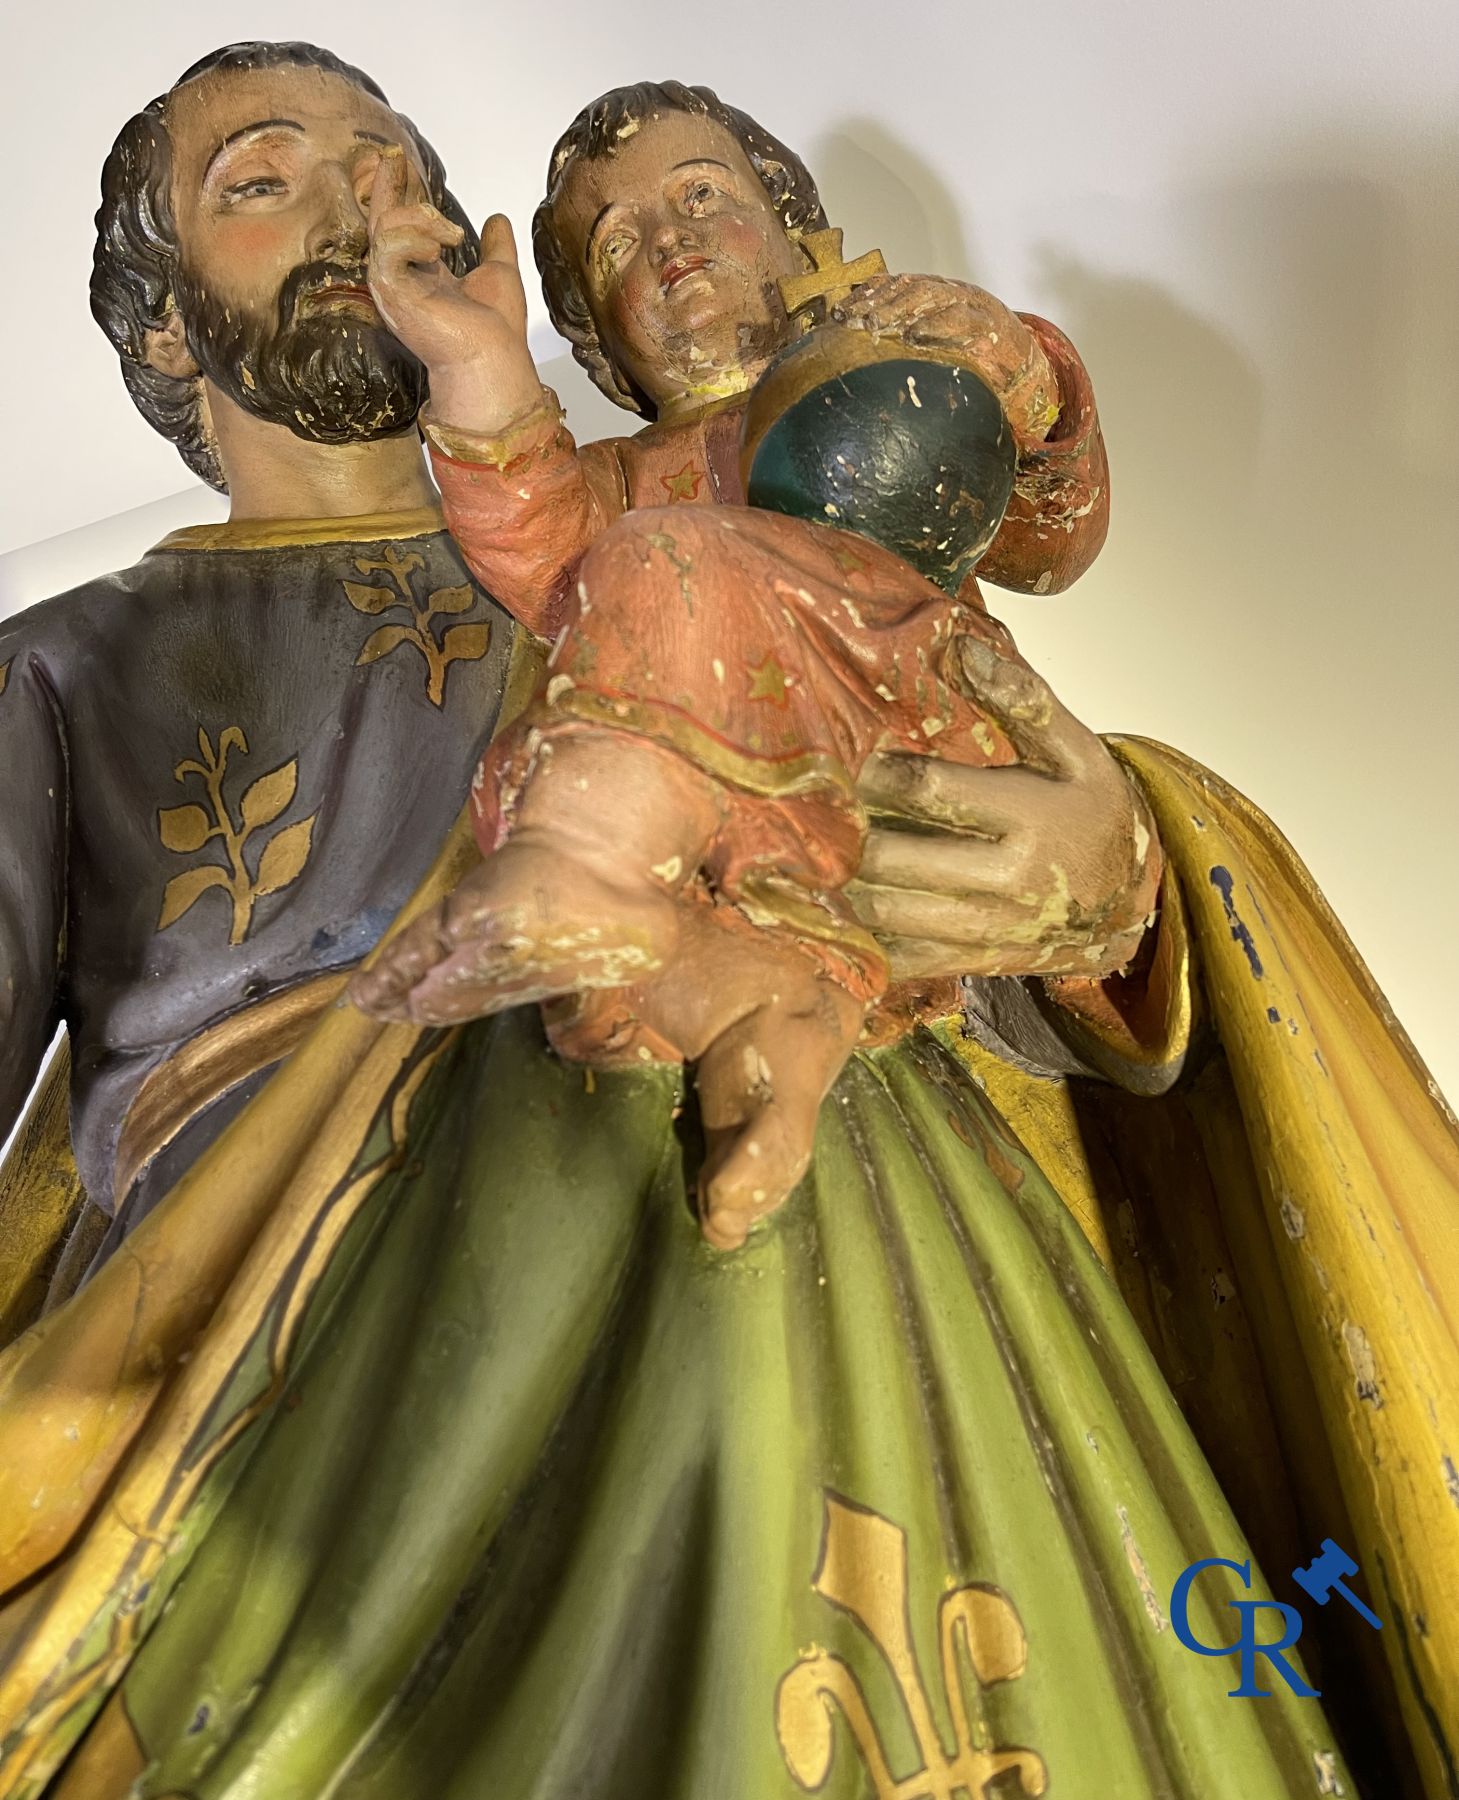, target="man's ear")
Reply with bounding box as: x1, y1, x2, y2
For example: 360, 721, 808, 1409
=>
142, 310, 199, 380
